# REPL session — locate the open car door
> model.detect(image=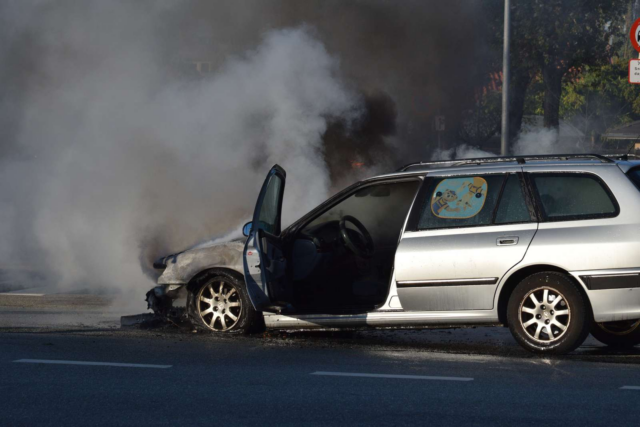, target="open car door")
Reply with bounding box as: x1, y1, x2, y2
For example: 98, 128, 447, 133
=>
243, 165, 289, 311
